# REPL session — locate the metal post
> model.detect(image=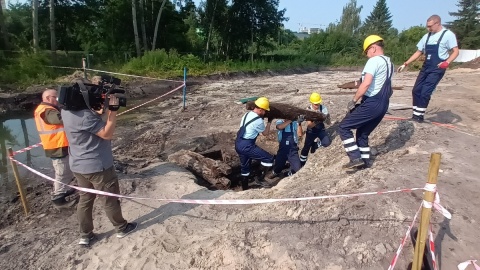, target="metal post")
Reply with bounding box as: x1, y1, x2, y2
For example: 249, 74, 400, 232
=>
412, 153, 441, 270
183, 67, 187, 110
8, 148, 30, 216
